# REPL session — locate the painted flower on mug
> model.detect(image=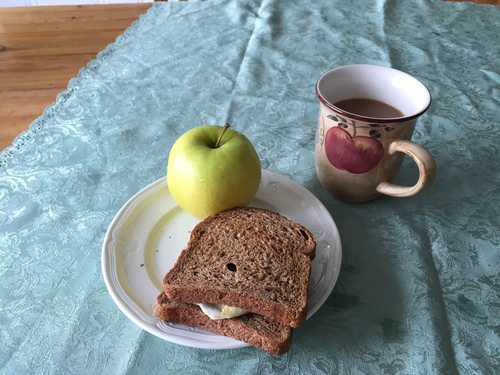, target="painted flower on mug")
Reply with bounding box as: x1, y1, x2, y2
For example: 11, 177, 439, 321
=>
324, 115, 384, 174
